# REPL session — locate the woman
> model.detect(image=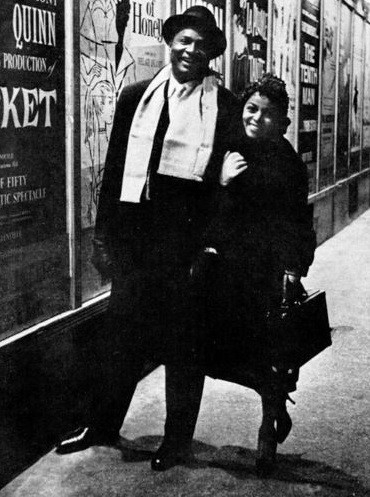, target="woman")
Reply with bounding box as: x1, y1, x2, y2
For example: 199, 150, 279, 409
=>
199, 74, 316, 476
